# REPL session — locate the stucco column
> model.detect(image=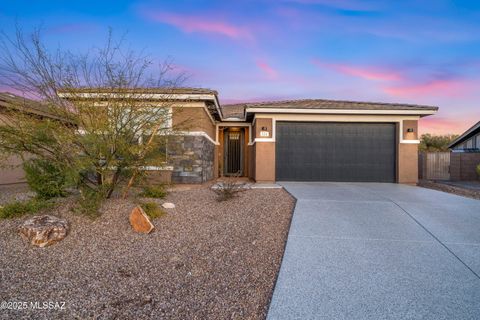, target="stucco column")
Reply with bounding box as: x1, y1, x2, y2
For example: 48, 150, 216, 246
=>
398, 120, 419, 184
254, 118, 276, 183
